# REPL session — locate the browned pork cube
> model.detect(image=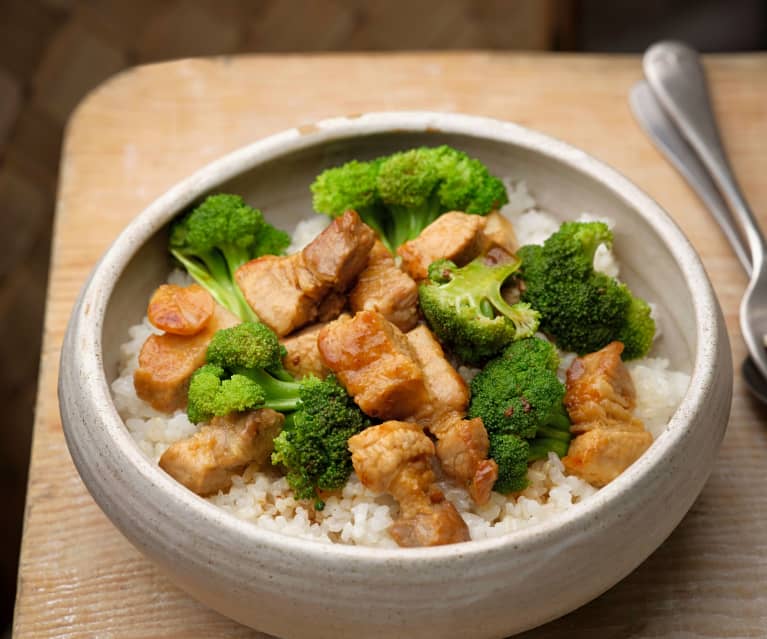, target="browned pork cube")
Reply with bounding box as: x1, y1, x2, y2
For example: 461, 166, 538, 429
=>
235, 254, 320, 337
405, 324, 469, 419
317, 311, 428, 419
349, 241, 419, 331
159, 409, 284, 495
281, 321, 337, 379
348, 421, 470, 547
482, 211, 518, 255
302, 209, 376, 289
147, 283, 214, 335
565, 341, 639, 426
397, 211, 488, 280
562, 428, 653, 487
134, 304, 238, 413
